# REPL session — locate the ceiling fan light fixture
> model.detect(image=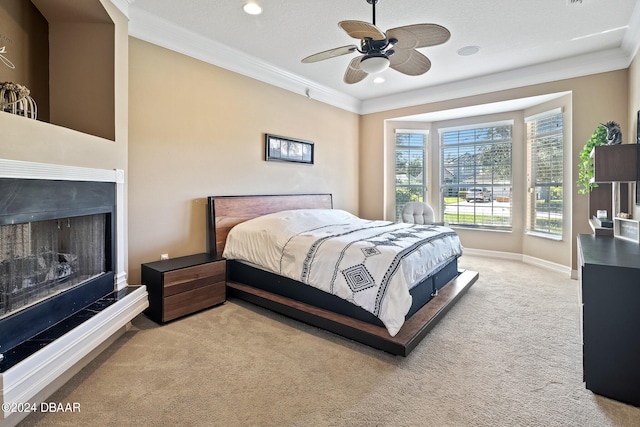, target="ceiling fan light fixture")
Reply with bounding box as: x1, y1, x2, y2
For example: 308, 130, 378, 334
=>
243, 2, 262, 15
359, 55, 390, 74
